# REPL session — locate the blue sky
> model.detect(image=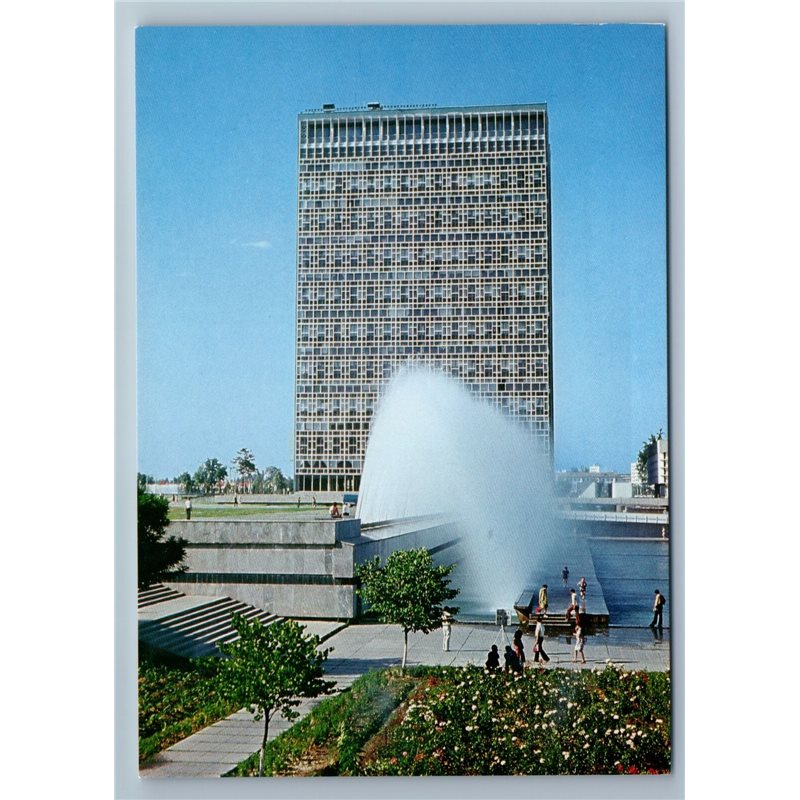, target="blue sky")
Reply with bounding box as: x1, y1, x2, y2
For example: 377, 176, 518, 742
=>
136, 24, 667, 479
